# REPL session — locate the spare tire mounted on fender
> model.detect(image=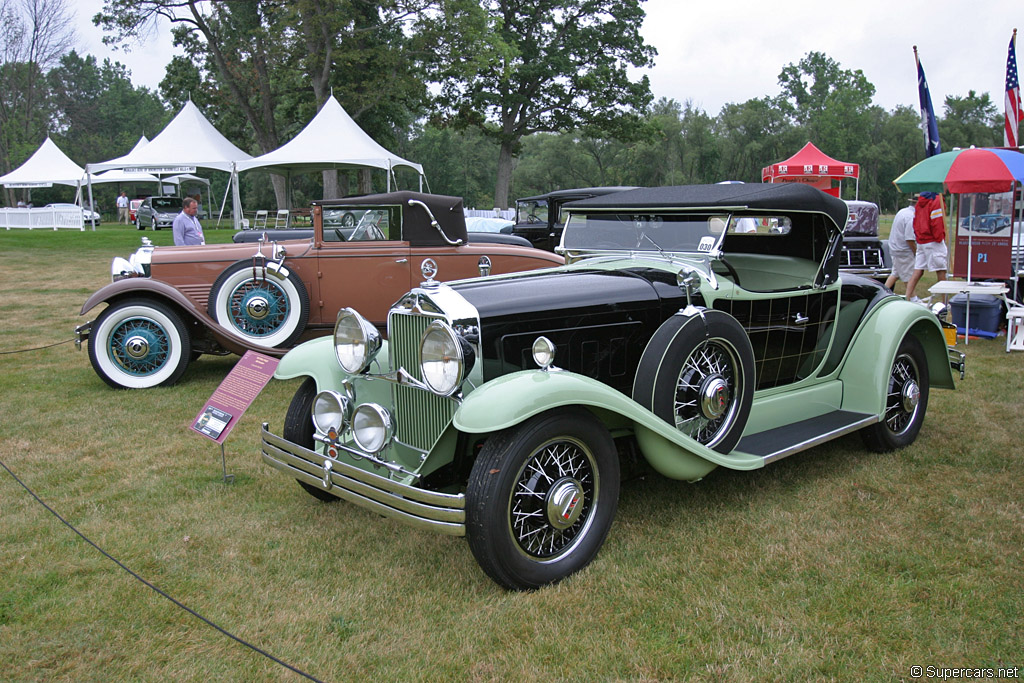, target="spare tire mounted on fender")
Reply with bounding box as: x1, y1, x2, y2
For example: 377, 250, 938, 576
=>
208, 259, 309, 348
633, 309, 755, 454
